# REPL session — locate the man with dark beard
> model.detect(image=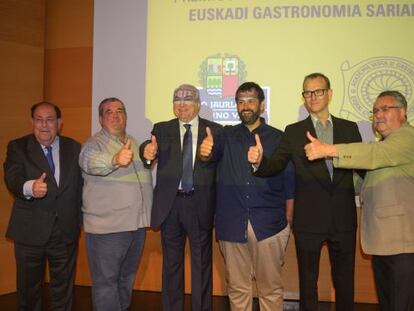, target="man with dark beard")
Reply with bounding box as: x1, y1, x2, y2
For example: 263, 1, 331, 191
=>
199, 82, 295, 311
